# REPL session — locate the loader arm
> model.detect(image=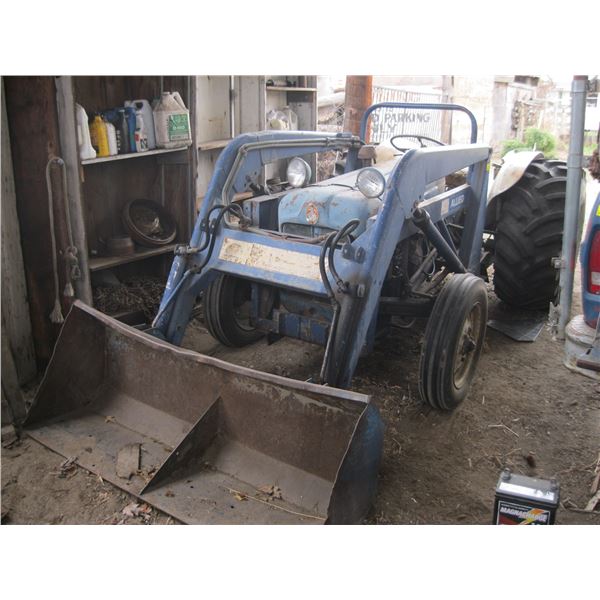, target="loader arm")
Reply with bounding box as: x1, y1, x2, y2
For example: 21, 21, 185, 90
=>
154, 131, 490, 389
325, 144, 491, 387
